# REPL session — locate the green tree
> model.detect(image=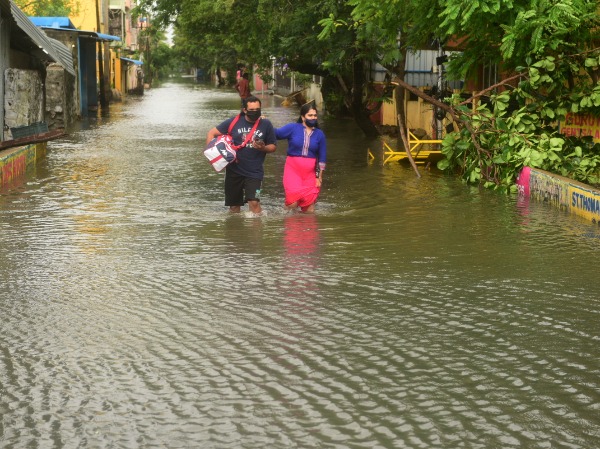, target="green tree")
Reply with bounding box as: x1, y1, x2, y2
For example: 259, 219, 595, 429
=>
151, 42, 177, 80
131, 6, 172, 85
433, 0, 600, 190
325, 0, 600, 188
170, 0, 244, 85
135, 0, 600, 188
137, 0, 388, 136
15, 0, 78, 16
318, 0, 444, 137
